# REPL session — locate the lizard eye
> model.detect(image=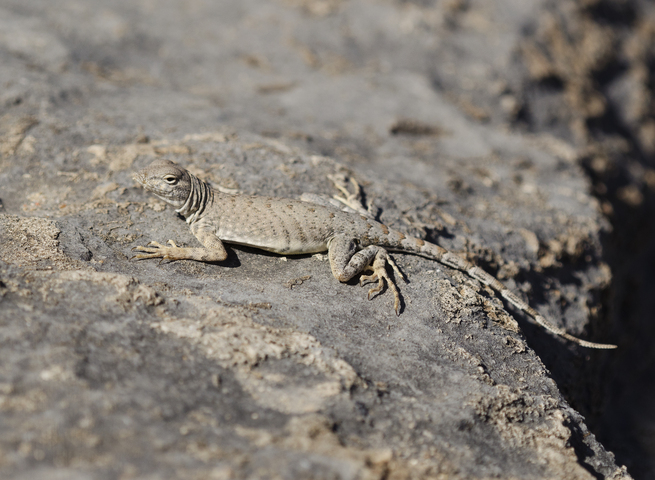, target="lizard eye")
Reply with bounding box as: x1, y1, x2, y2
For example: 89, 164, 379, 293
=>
163, 175, 178, 184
